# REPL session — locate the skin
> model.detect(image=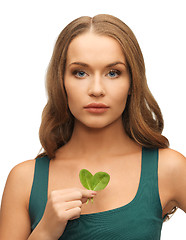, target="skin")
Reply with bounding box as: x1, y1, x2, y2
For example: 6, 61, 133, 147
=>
0, 31, 185, 240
